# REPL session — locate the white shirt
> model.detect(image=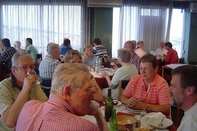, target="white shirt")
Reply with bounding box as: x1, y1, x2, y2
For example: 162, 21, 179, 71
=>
155, 47, 167, 60
177, 103, 197, 131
